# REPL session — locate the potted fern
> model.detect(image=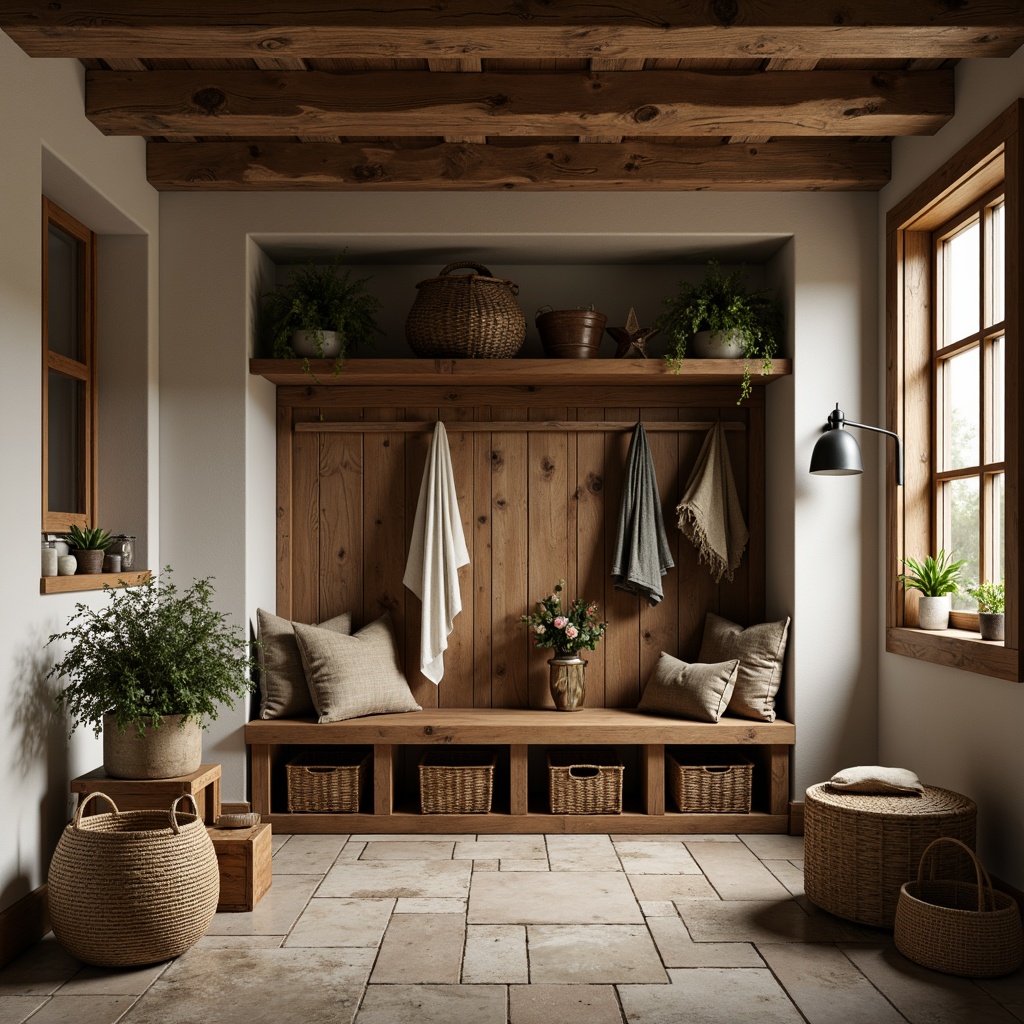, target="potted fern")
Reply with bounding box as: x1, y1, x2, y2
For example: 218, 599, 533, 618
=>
66, 525, 112, 575
47, 568, 255, 779
965, 579, 1005, 641
656, 260, 783, 402
898, 549, 967, 630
